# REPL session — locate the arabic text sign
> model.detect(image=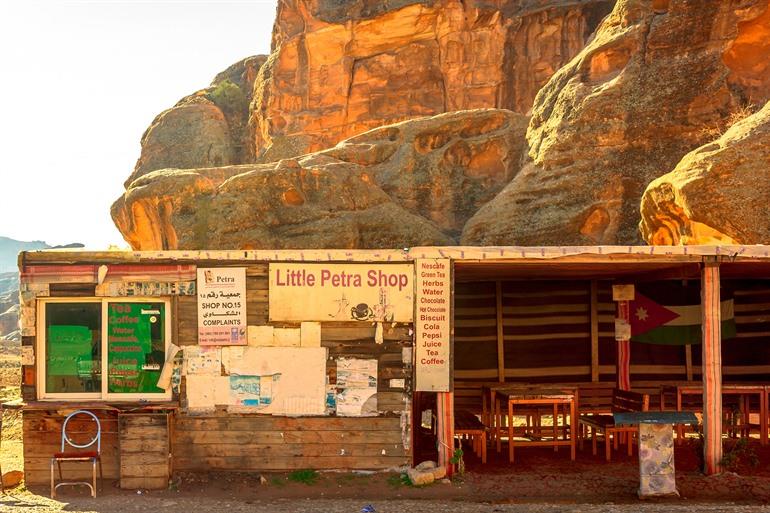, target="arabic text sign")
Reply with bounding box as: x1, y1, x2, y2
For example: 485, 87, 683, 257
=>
415, 259, 451, 392
197, 268, 247, 345
269, 263, 414, 322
